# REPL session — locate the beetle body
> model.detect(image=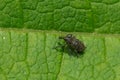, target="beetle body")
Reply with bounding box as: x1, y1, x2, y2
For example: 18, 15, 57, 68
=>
59, 34, 86, 53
